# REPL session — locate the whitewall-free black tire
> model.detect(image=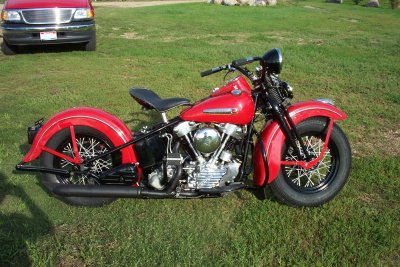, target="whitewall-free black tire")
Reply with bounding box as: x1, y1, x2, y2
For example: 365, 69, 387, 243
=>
270, 117, 351, 207
40, 126, 120, 206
